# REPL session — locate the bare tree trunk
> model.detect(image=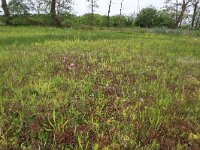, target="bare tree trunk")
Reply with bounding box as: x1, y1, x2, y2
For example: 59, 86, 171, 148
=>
191, 1, 199, 29
120, 0, 123, 17
51, 0, 61, 27
87, 0, 98, 26
119, 0, 124, 27
107, 0, 112, 27
51, 0, 56, 19
1, 0, 10, 17
90, 0, 94, 26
